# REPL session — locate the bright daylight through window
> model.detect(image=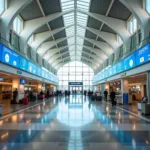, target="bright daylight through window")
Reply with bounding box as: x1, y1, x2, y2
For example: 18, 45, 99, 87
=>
61, 0, 90, 60
146, 0, 150, 14
57, 61, 94, 91
13, 16, 23, 35
0, 0, 5, 15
